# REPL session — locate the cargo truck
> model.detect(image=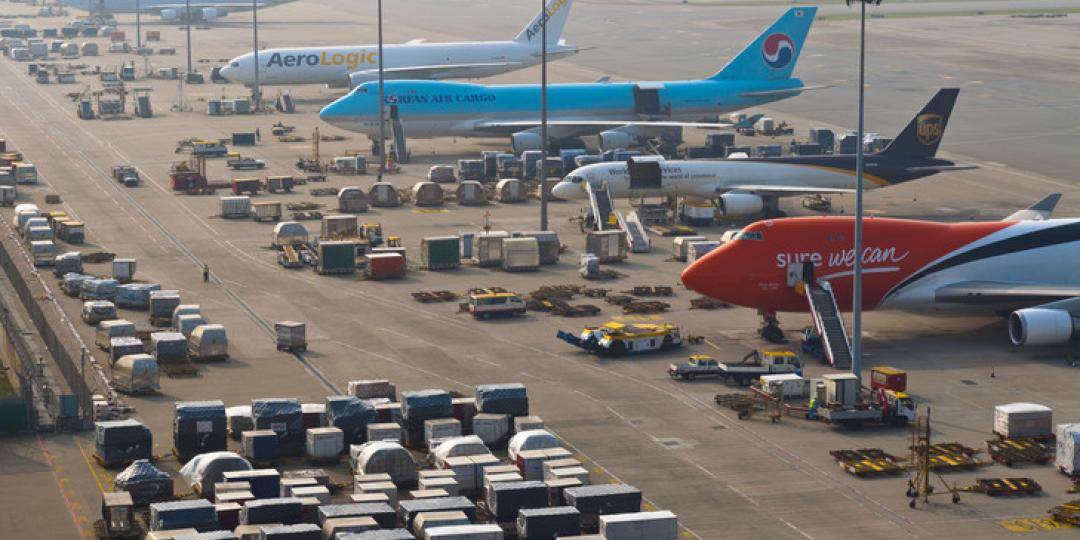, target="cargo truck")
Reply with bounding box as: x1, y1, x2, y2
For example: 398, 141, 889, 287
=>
715, 350, 801, 386
810, 373, 916, 428
668, 355, 722, 380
